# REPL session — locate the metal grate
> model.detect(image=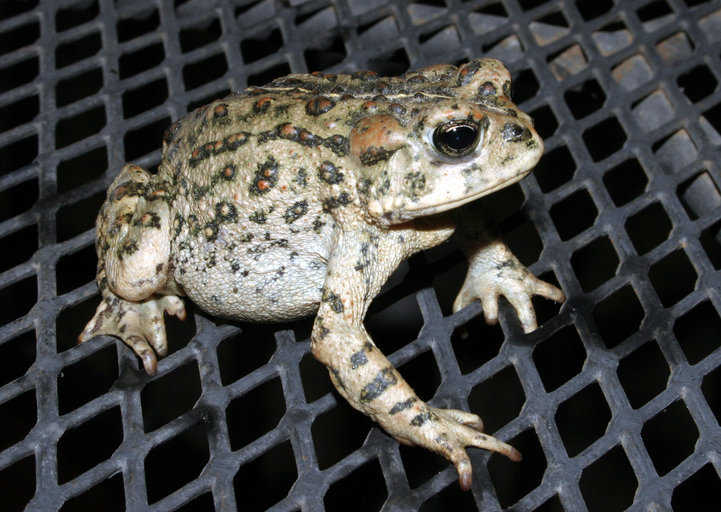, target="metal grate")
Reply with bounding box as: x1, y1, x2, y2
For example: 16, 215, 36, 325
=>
1, 0, 721, 510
